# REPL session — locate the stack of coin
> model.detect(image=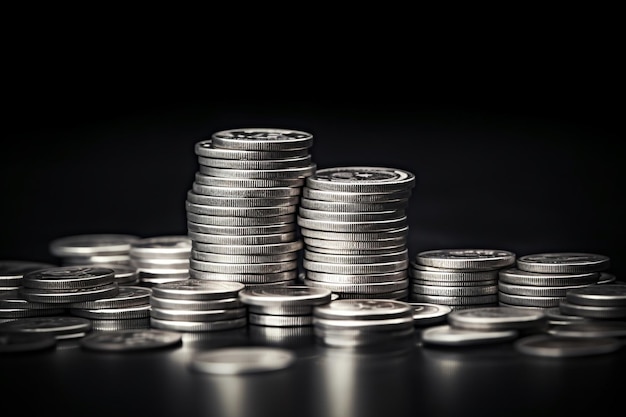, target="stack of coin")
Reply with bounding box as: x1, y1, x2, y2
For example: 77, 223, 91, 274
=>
149, 279, 248, 332
498, 252, 608, 310
410, 249, 516, 309
299, 166, 415, 300
239, 285, 332, 328
186, 128, 316, 288
129, 235, 192, 286
68, 286, 153, 331
49, 234, 140, 266
557, 283, 626, 320
312, 299, 415, 347
420, 305, 547, 347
